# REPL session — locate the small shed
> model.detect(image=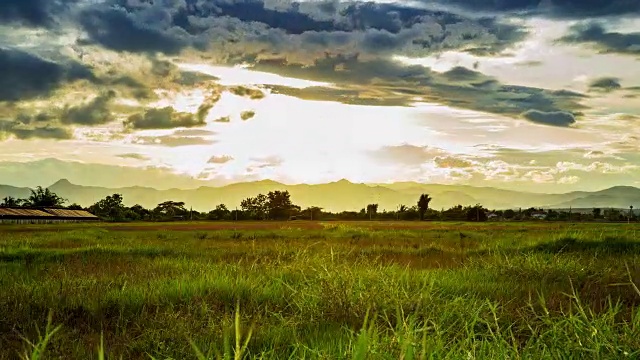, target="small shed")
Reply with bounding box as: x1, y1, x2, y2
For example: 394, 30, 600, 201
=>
0, 208, 56, 224
43, 208, 100, 221
0, 207, 100, 224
